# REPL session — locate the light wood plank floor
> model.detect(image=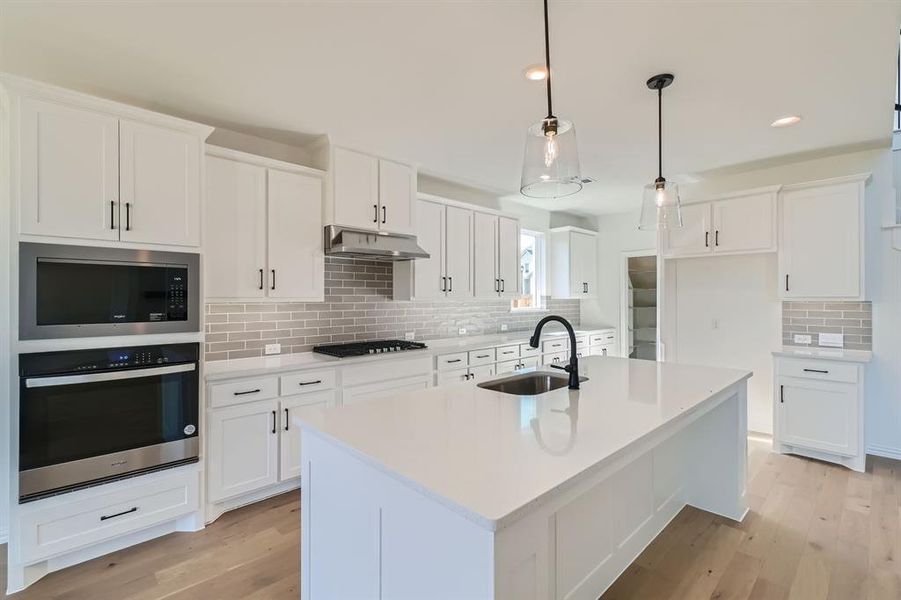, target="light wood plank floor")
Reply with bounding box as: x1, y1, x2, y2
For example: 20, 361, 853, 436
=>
3, 437, 900, 599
